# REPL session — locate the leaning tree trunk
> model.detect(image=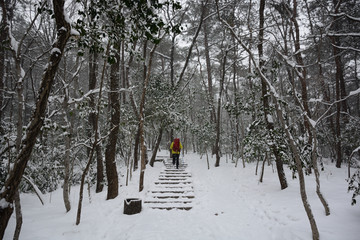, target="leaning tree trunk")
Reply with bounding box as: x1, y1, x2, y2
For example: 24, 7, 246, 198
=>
274, 99, 320, 240
149, 126, 164, 167
0, 0, 71, 237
